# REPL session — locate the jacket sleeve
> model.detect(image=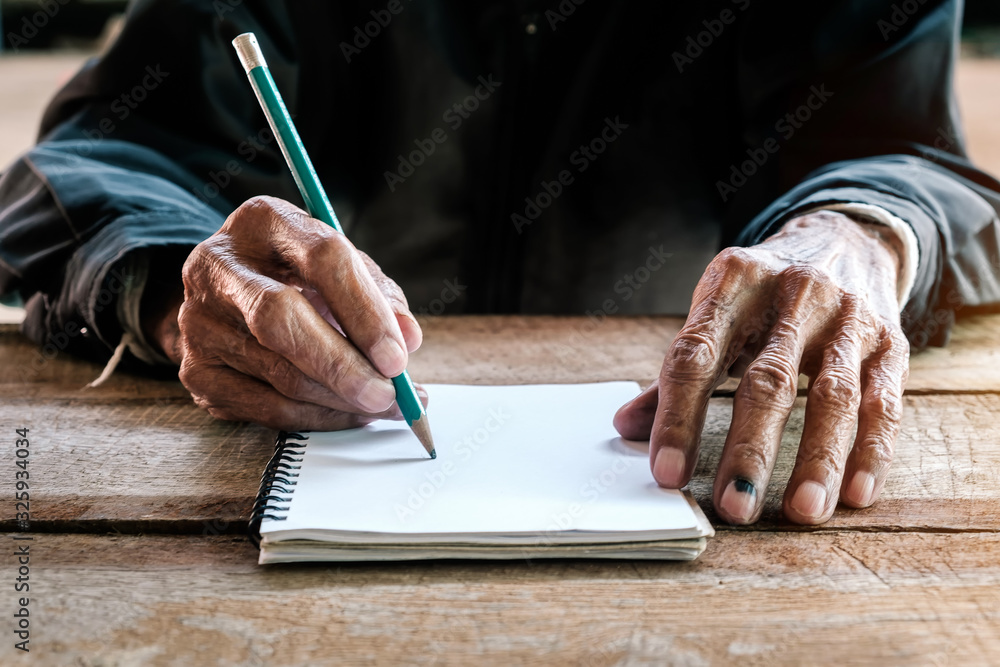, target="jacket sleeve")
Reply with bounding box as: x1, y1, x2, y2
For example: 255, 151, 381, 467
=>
0, 0, 303, 365
729, 0, 1000, 349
